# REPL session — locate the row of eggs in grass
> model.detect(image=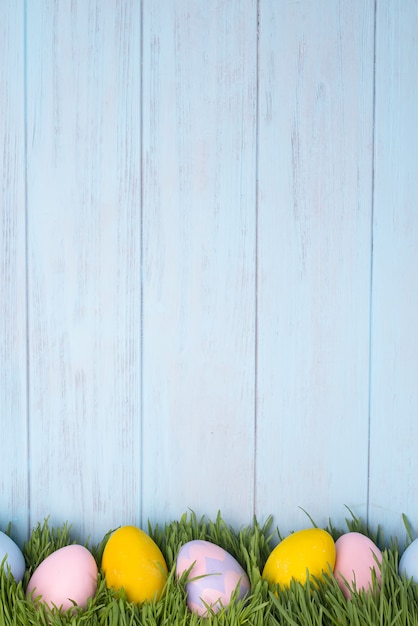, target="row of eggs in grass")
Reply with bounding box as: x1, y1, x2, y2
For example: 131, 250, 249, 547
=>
2, 524, 418, 616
